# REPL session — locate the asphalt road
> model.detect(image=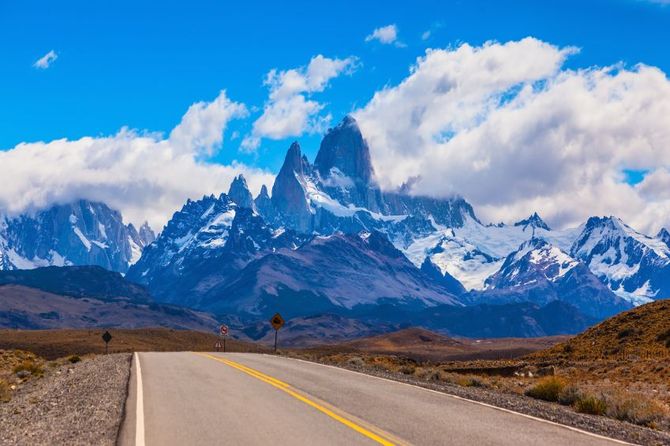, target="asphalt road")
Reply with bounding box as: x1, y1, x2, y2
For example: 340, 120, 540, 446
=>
119, 352, 629, 446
